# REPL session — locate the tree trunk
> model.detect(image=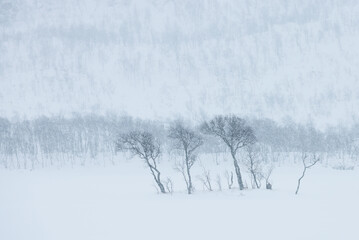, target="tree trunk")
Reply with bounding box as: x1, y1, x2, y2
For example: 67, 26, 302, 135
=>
295, 168, 306, 195
231, 150, 244, 190
155, 171, 166, 194
147, 161, 166, 194
156, 179, 166, 194
251, 170, 260, 189
185, 156, 193, 194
